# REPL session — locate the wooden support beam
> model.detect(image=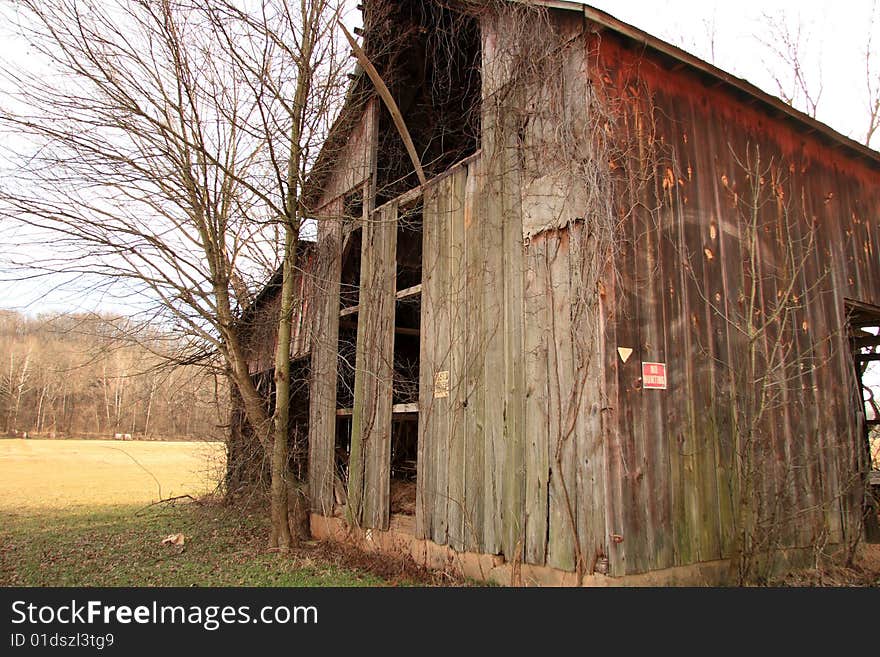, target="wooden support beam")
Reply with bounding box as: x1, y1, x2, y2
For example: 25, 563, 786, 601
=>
375, 185, 424, 215
339, 21, 426, 186
339, 403, 419, 418
396, 284, 422, 300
